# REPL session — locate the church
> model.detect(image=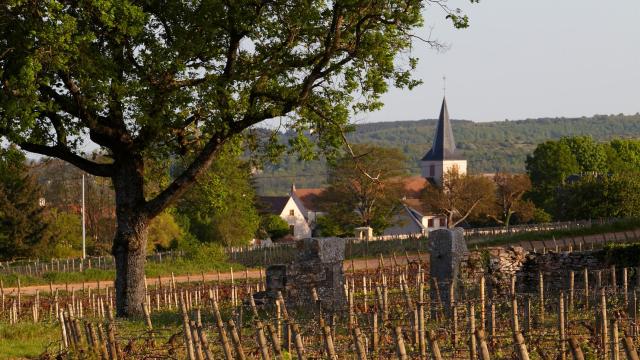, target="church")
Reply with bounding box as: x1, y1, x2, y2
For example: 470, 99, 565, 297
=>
383, 97, 467, 236
259, 97, 467, 239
